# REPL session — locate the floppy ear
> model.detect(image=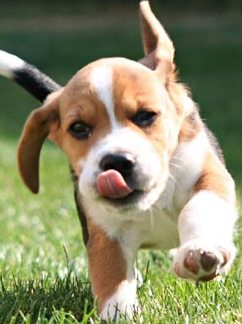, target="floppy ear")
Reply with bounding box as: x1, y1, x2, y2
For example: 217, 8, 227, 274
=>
139, 1, 175, 82
17, 92, 61, 194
